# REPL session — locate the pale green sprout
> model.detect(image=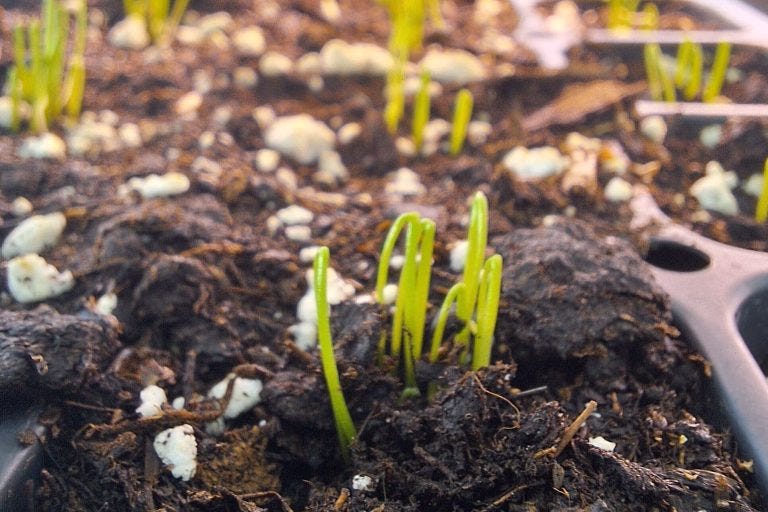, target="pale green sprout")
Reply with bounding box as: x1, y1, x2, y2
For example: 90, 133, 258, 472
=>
314, 247, 357, 462
755, 158, 768, 223
8, 0, 87, 133
702, 41, 732, 103
429, 282, 465, 363
643, 43, 676, 102
411, 71, 431, 152
455, 192, 489, 355
375, 212, 435, 396
123, 0, 190, 46
472, 255, 503, 371
674, 39, 703, 101
606, 0, 657, 31
449, 88, 474, 156
384, 63, 405, 134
